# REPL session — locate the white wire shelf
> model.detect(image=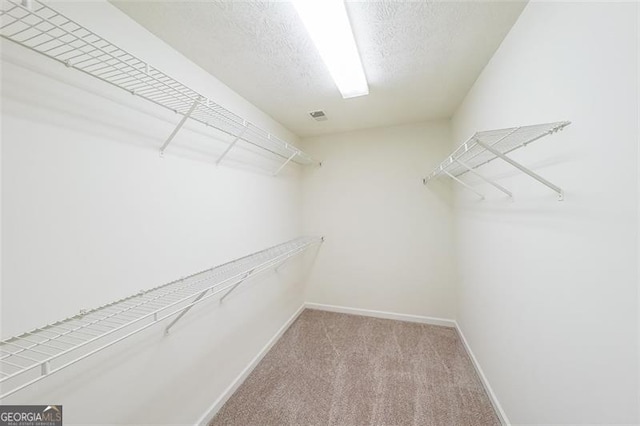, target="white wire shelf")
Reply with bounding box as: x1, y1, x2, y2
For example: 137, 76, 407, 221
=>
0, 0, 319, 172
0, 236, 323, 400
423, 121, 571, 200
